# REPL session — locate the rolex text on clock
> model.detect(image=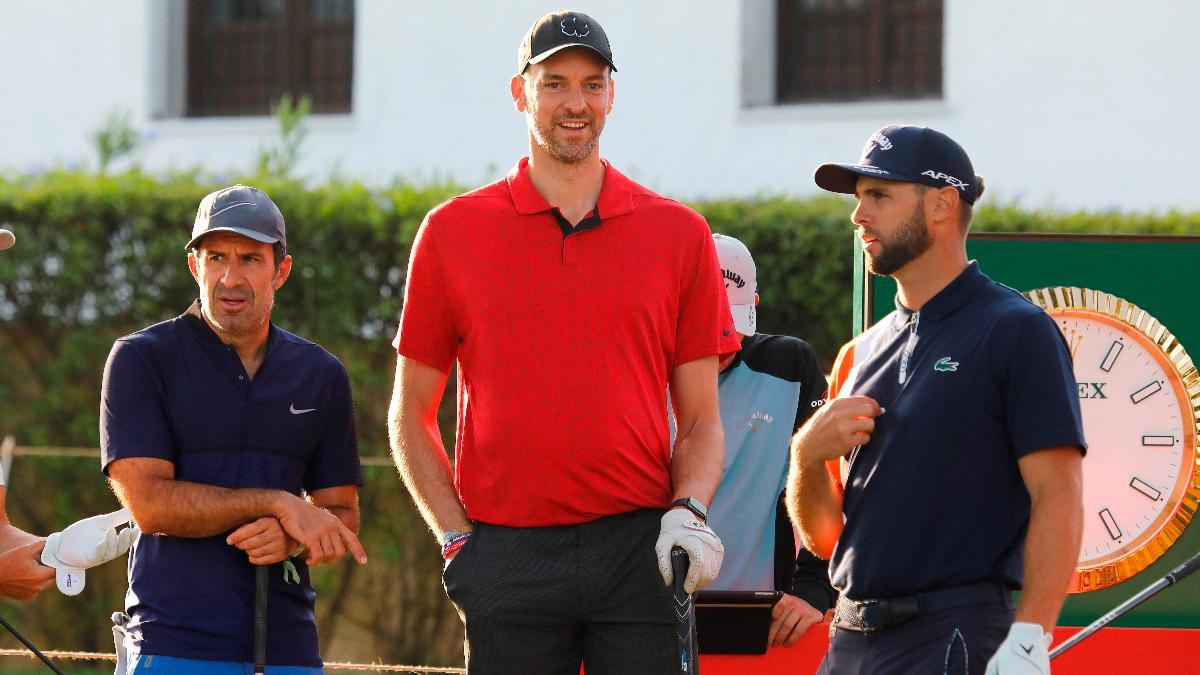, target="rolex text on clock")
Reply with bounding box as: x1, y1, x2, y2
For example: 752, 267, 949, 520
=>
1027, 286, 1200, 593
